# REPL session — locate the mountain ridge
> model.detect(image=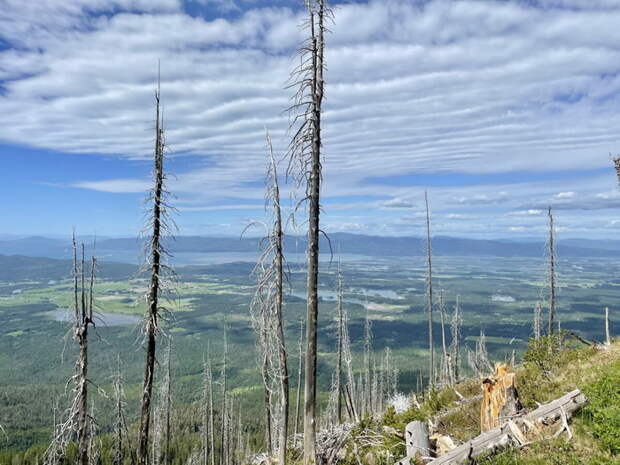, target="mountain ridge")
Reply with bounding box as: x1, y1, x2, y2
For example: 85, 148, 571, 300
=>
0, 233, 619, 259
